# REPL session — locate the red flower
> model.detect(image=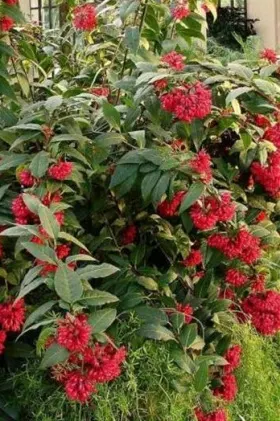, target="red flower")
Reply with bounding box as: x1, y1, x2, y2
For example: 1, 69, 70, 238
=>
255, 211, 267, 223
3, 0, 18, 4
260, 48, 277, 64
176, 303, 193, 323
181, 249, 203, 267
213, 373, 238, 402
161, 51, 185, 71
225, 268, 247, 287
11, 194, 32, 224
201, 4, 210, 14
171, 6, 190, 20
87, 343, 127, 383
161, 82, 212, 123
56, 244, 71, 260
189, 150, 213, 183
73, 4, 97, 32
195, 407, 228, 421
157, 191, 185, 218
224, 345, 242, 373
0, 298, 25, 332
264, 123, 280, 148
57, 314, 92, 352
64, 371, 96, 402
121, 225, 137, 245
89, 87, 110, 97
251, 274, 266, 292
18, 169, 36, 187
254, 114, 271, 128
242, 290, 280, 335
251, 150, 280, 197
0, 16, 14, 32
48, 161, 73, 180
153, 78, 168, 91
171, 139, 186, 151
0, 330, 6, 355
